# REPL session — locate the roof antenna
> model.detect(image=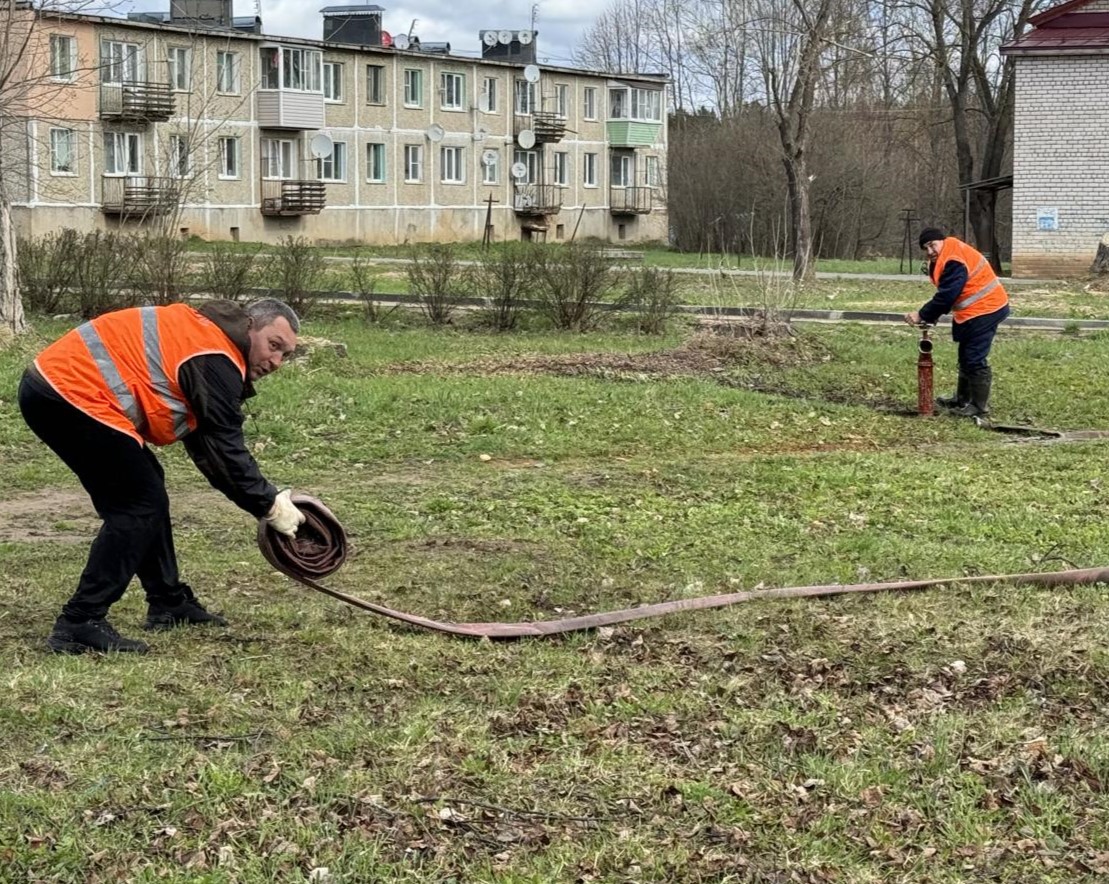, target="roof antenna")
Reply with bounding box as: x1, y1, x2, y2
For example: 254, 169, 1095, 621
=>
530, 2, 539, 33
